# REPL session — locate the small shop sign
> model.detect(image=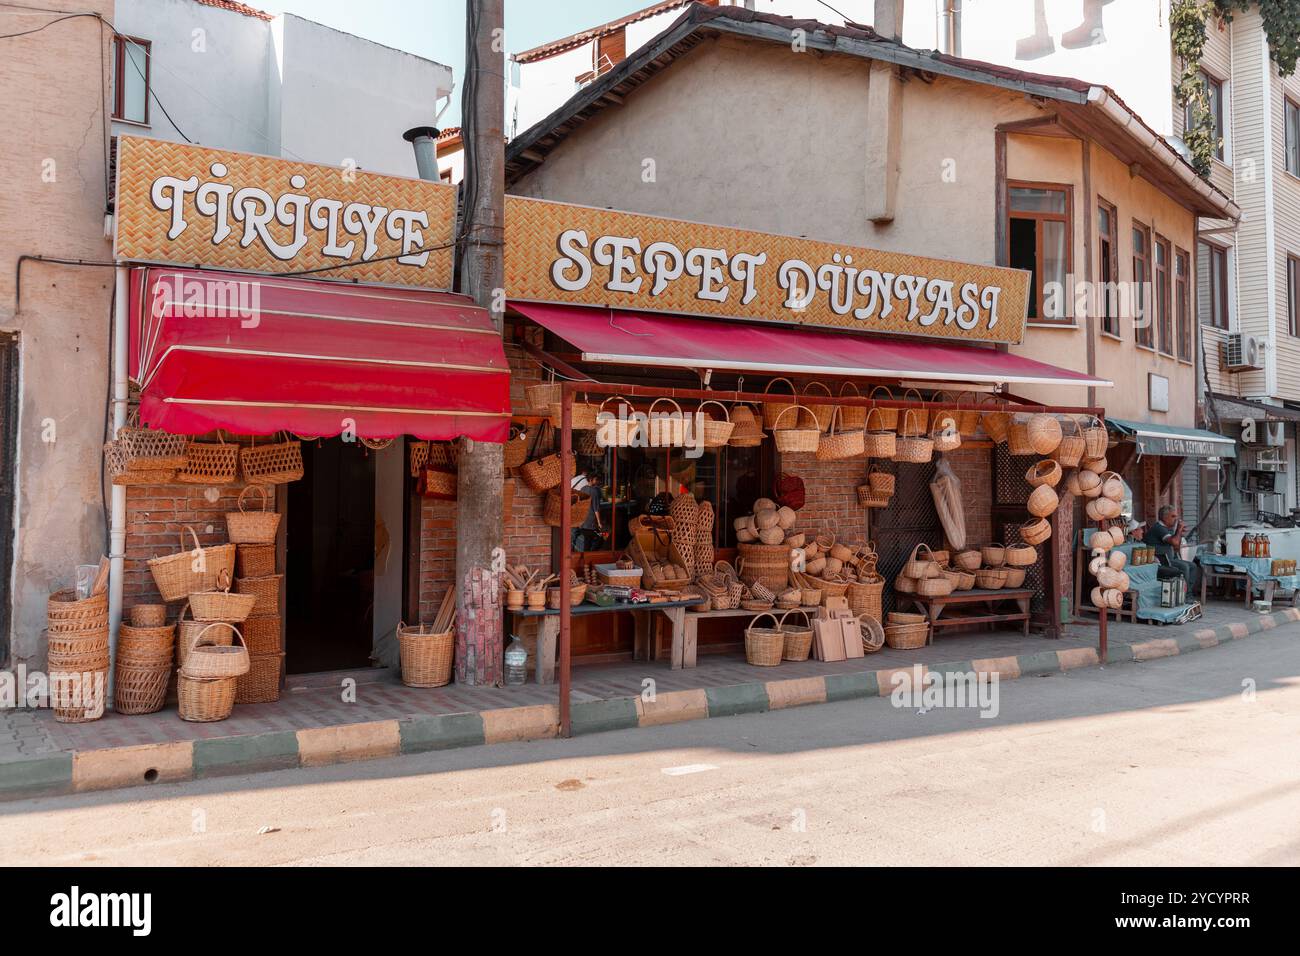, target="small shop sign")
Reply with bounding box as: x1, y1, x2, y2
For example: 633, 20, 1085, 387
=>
114, 136, 456, 289
505, 196, 1031, 344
